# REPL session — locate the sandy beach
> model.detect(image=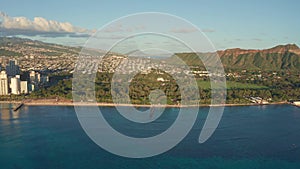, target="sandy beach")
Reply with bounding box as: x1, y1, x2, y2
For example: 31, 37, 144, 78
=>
0, 99, 288, 108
